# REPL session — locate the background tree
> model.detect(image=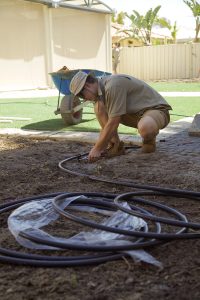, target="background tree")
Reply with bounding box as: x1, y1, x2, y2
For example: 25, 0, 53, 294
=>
111, 10, 117, 23
124, 6, 167, 45
183, 0, 200, 42
112, 11, 125, 25
171, 21, 178, 43
158, 18, 178, 43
